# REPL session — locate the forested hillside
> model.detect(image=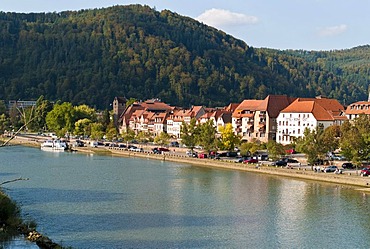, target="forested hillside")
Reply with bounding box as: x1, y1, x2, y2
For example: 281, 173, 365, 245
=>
0, 4, 369, 109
